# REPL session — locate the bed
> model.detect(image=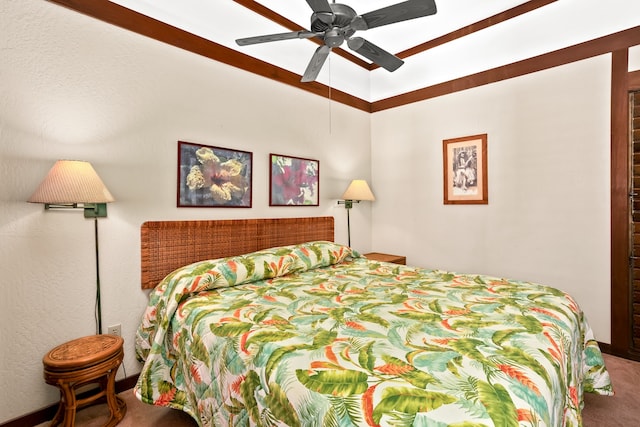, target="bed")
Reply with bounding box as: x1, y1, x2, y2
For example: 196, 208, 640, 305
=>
135, 217, 612, 427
